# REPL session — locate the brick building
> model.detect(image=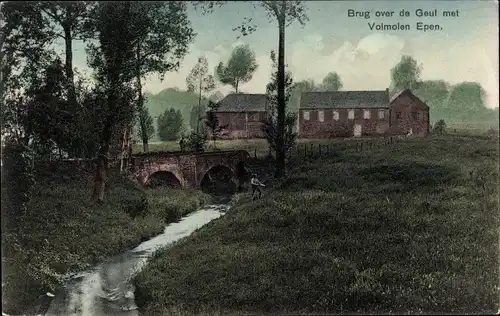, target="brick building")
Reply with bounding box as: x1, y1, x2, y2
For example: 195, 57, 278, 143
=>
298, 88, 429, 138
388, 89, 430, 136
207, 93, 268, 139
